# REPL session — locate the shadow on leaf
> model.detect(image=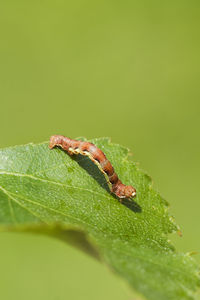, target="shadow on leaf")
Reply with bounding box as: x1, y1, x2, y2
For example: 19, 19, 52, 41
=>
73, 154, 142, 214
